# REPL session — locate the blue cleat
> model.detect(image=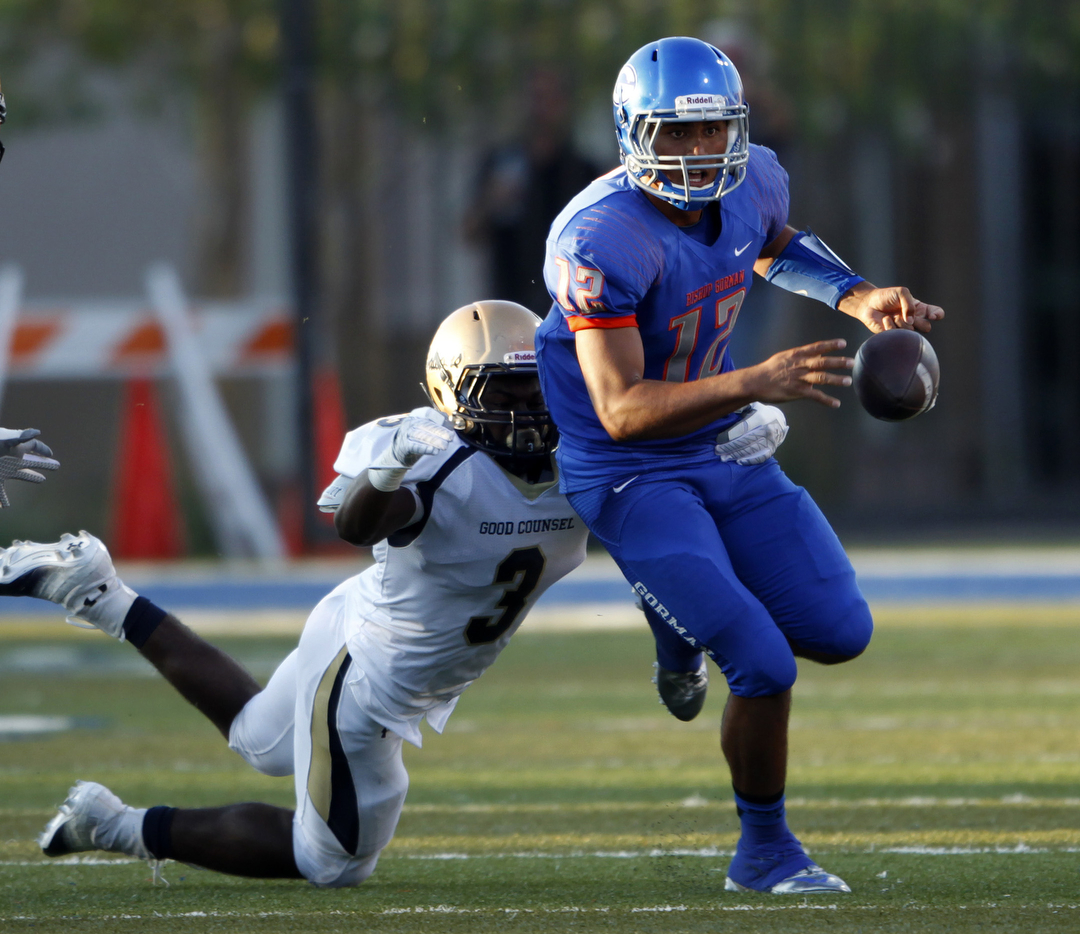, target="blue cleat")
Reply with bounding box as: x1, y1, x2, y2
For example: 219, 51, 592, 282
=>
725, 865, 851, 894
724, 831, 851, 894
